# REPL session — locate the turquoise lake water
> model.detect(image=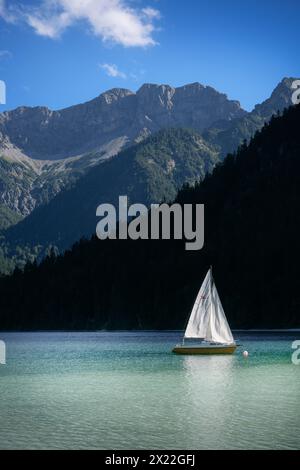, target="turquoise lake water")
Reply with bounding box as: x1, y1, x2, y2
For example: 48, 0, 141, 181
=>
0, 331, 299, 450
